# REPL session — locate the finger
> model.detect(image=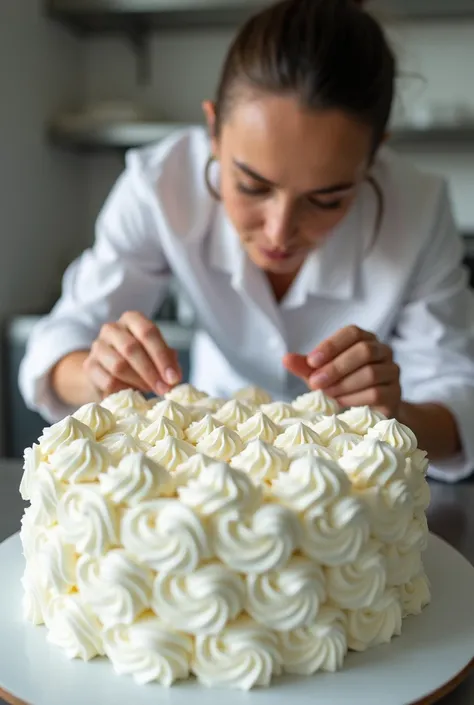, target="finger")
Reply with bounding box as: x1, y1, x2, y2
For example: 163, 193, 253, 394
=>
309, 340, 391, 389
283, 353, 313, 380
120, 312, 182, 388
307, 326, 376, 369
101, 321, 165, 394
334, 383, 401, 417
92, 340, 152, 393
323, 363, 399, 397
85, 358, 131, 398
